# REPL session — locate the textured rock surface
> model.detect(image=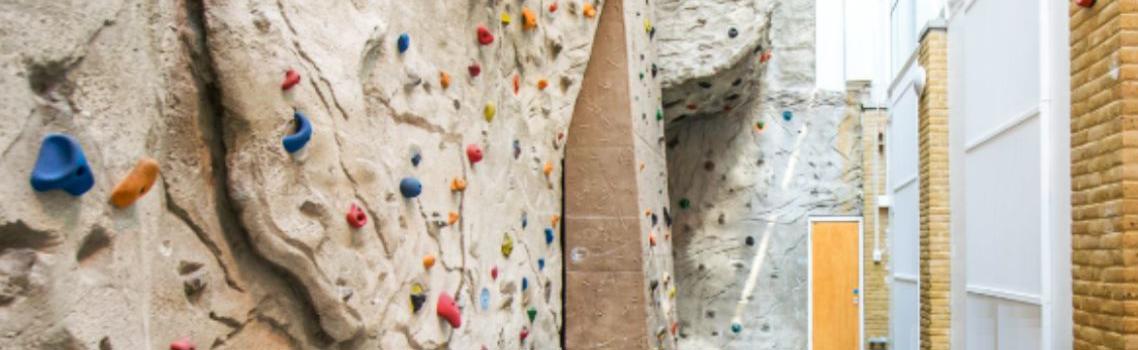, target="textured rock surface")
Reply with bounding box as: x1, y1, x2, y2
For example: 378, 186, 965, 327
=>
658, 0, 862, 348
0, 0, 656, 348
